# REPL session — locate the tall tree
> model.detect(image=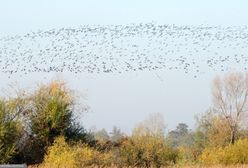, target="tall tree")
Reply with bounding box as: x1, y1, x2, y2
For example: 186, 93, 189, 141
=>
0, 100, 22, 163
167, 123, 191, 148
212, 72, 248, 144
14, 80, 88, 164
